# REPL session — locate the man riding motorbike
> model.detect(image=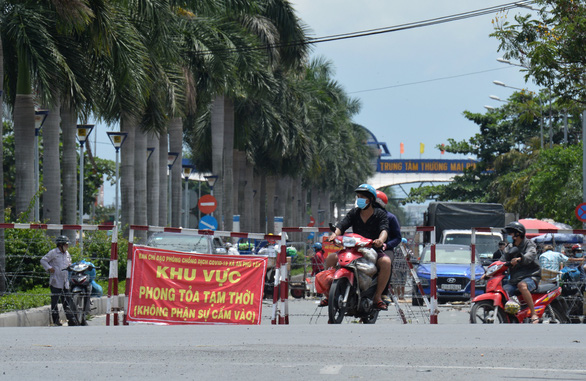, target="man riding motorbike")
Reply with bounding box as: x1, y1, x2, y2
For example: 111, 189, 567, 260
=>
322, 184, 390, 310
499, 221, 541, 324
